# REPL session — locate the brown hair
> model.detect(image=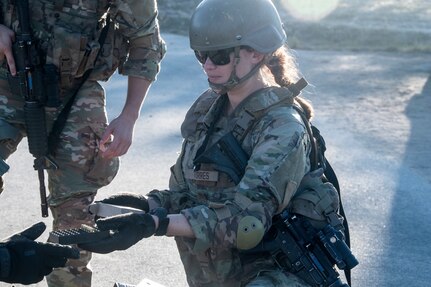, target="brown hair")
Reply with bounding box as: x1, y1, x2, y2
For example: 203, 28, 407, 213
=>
264, 46, 314, 120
